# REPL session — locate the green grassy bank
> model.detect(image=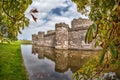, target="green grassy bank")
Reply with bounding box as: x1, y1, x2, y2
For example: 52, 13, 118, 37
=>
0, 42, 28, 80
